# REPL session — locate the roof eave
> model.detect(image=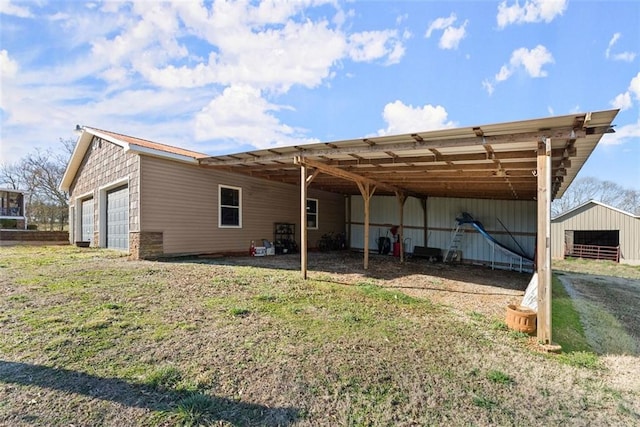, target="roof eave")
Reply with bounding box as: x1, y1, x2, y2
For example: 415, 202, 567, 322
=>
126, 144, 200, 164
